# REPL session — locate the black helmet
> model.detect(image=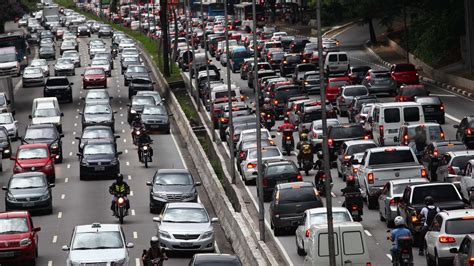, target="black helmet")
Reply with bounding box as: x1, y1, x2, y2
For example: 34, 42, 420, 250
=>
150, 236, 159, 247
424, 196, 434, 205
317, 151, 323, 159
133, 115, 141, 122
346, 175, 356, 187
116, 173, 124, 182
